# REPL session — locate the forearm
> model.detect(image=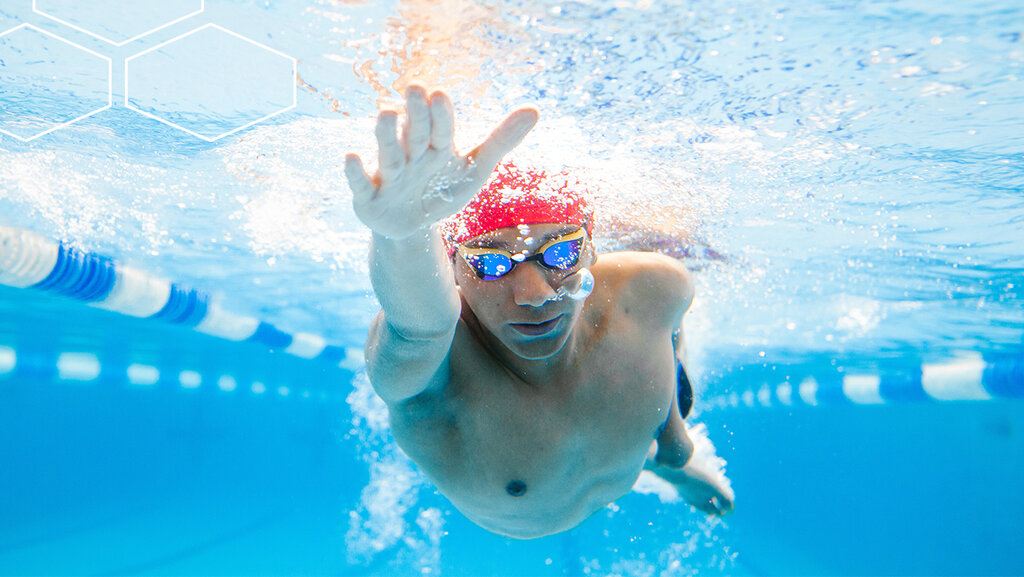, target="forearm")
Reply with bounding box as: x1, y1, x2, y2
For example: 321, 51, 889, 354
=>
369, 228, 461, 338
